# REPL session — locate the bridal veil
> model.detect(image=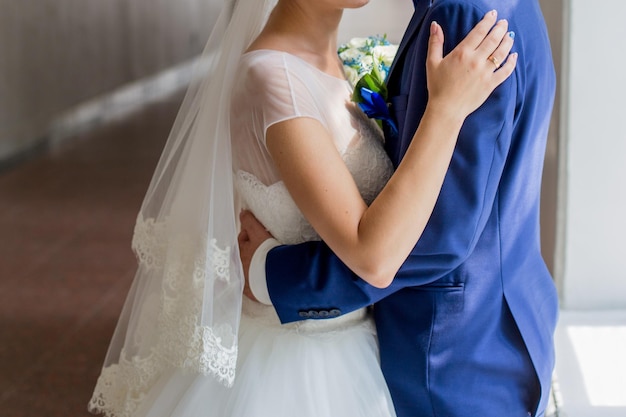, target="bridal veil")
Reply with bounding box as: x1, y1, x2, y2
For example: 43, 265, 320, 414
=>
89, 0, 278, 415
